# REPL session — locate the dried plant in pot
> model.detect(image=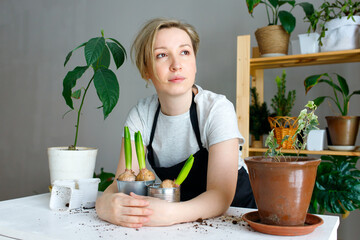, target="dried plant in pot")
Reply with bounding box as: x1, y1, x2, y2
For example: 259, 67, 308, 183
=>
48, 31, 127, 185
304, 73, 360, 146
246, 0, 314, 56
245, 101, 321, 227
